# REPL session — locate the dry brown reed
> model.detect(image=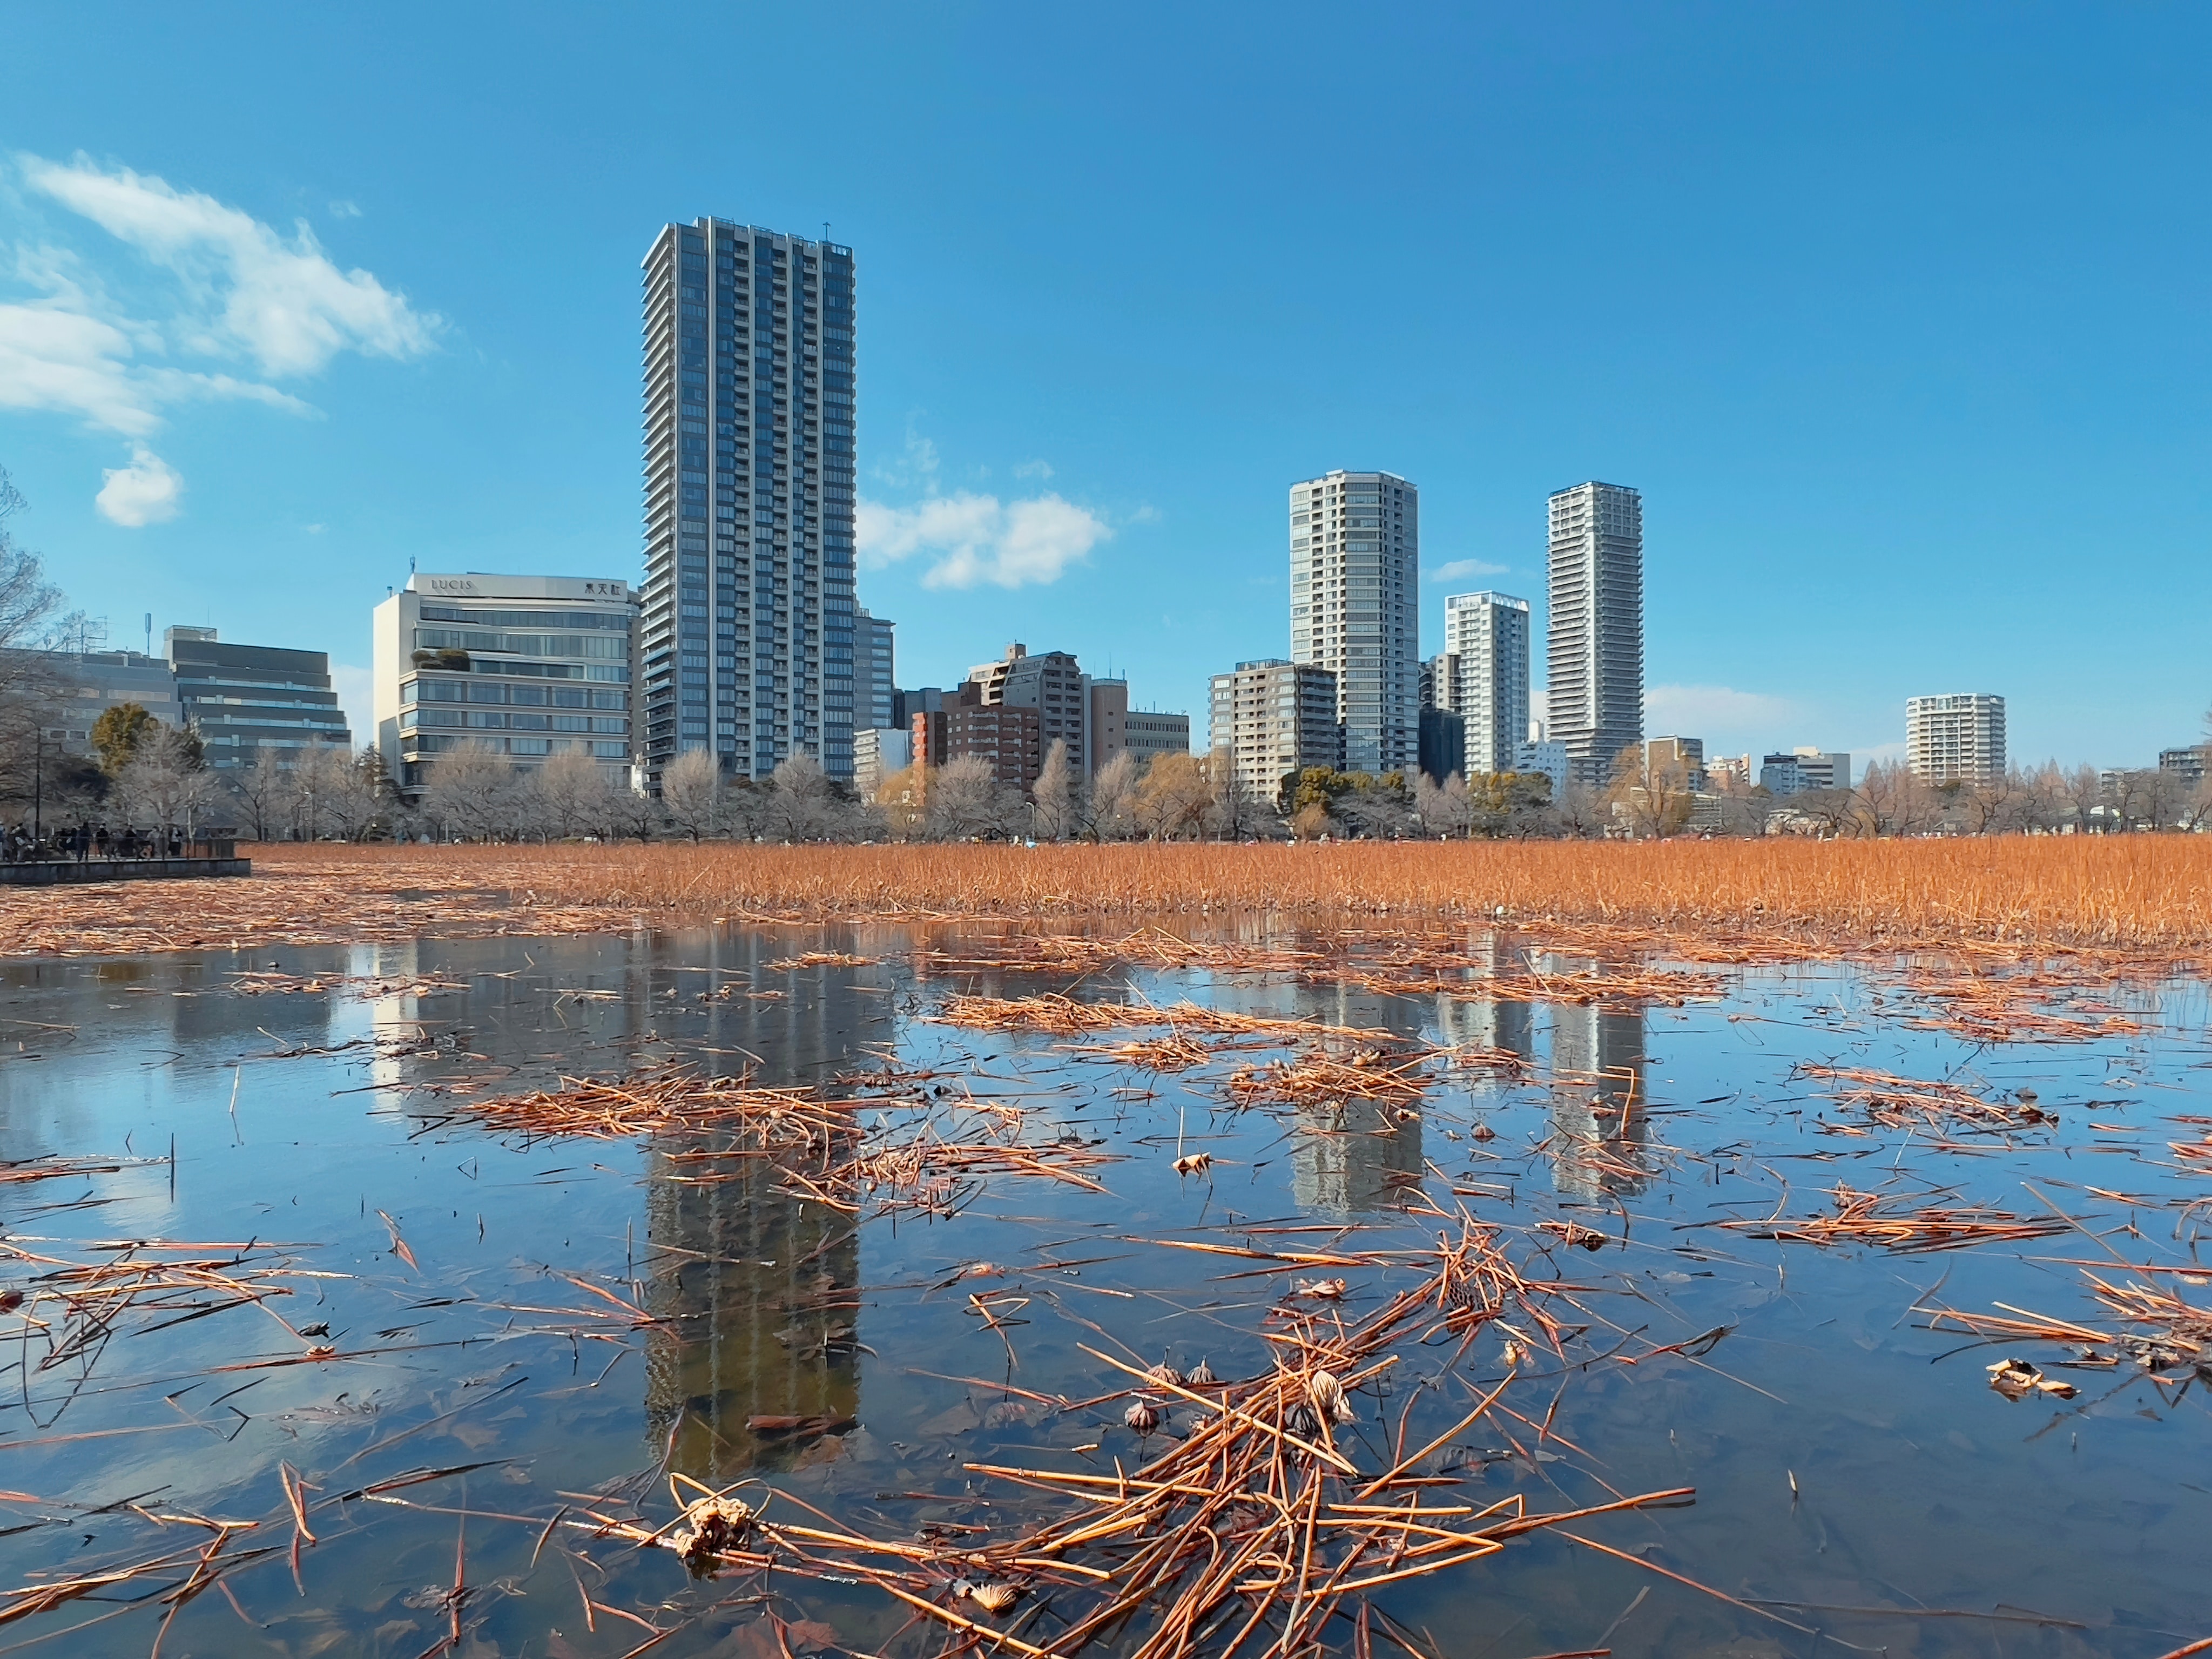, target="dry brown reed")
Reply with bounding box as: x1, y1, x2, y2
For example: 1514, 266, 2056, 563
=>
1797, 1065, 2053, 1133
1719, 1184, 2073, 1252
563, 1215, 1700, 1659
12, 837, 2212, 960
